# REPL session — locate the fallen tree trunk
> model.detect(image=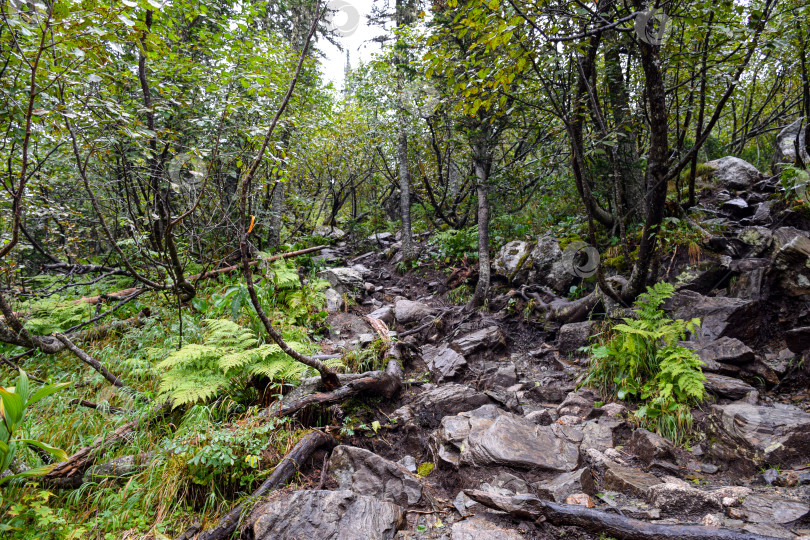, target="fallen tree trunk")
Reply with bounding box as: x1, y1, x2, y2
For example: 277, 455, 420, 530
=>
464, 490, 778, 540
42, 263, 131, 276
82, 452, 153, 484
176, 430, 337, 540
